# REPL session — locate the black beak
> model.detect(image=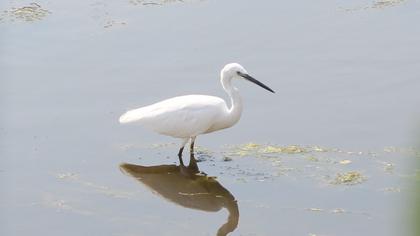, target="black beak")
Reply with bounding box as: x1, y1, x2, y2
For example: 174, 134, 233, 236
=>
238, 72, 275, 93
